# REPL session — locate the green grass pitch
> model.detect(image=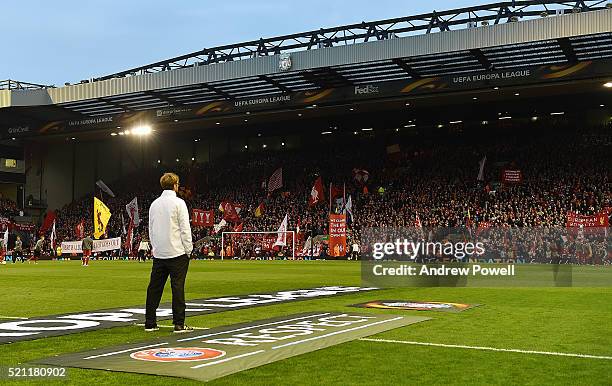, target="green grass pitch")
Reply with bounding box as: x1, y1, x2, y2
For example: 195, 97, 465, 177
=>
1, 260, 611, 385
